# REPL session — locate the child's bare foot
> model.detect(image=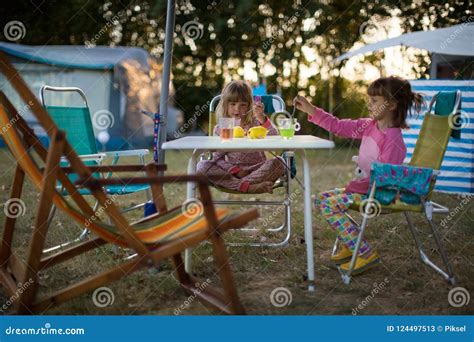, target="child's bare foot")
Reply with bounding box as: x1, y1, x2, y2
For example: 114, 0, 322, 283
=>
248, 181, 274, 194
